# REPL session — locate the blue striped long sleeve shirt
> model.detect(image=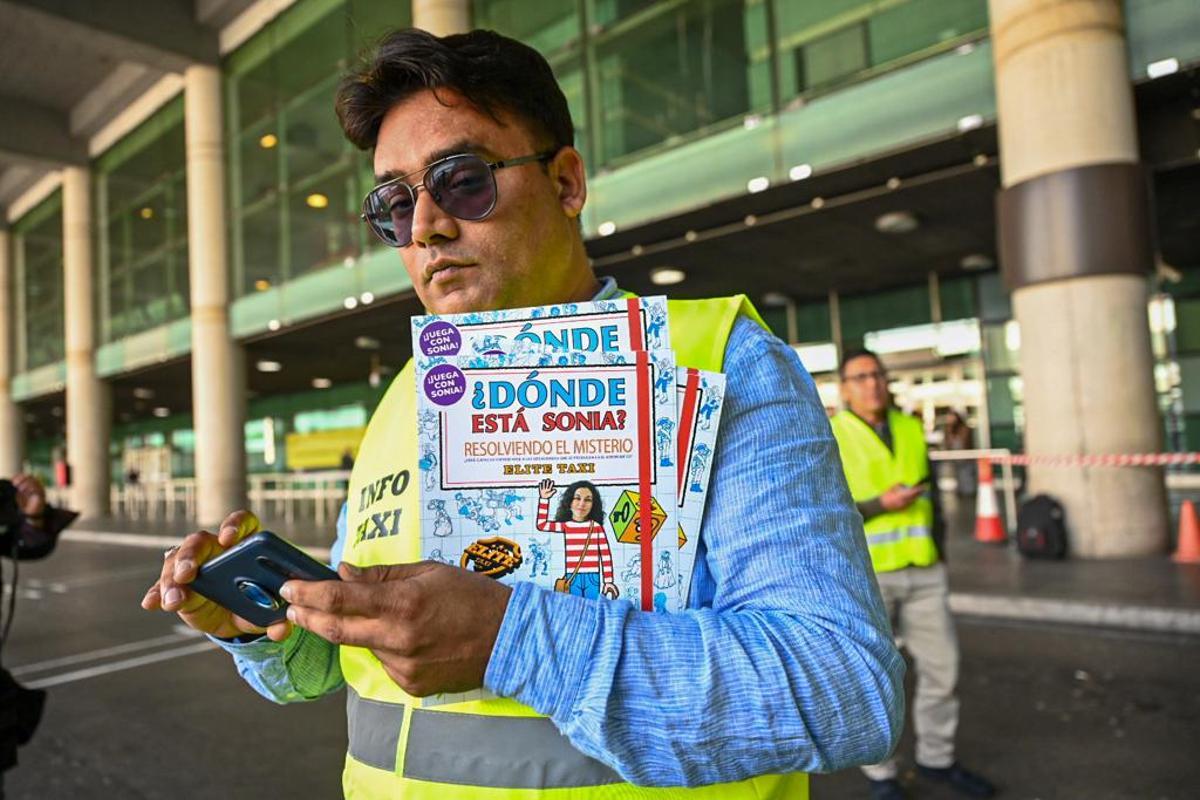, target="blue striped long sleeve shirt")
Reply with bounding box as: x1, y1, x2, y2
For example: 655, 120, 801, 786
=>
214, 314, 905, 786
